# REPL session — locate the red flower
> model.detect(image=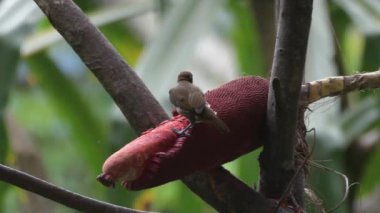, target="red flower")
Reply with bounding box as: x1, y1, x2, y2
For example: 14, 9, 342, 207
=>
97, 76, 268, 190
